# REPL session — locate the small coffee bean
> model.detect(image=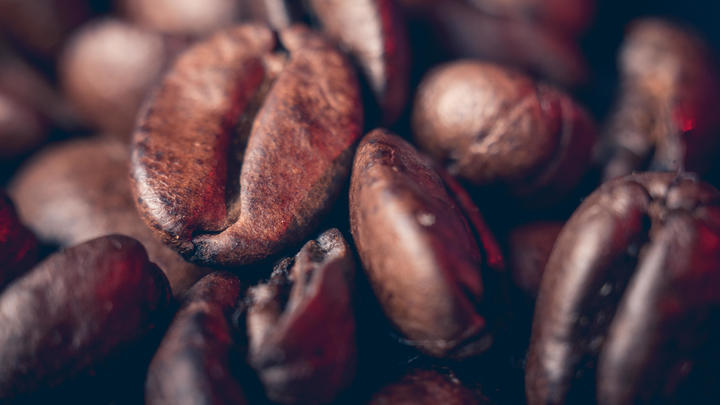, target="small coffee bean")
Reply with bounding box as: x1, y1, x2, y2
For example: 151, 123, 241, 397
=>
526, 172, 720, 404
146, 272, 247, 405
603, 19, 720, 180
507, 222, 564, 298
349, 128, 504, 358
0, 235, 171, 402
412, 61, 596, 201
0, 192, 37, 290
131, 23, 362, 266
9, 137, 211, 295
247, 228, 356, 404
